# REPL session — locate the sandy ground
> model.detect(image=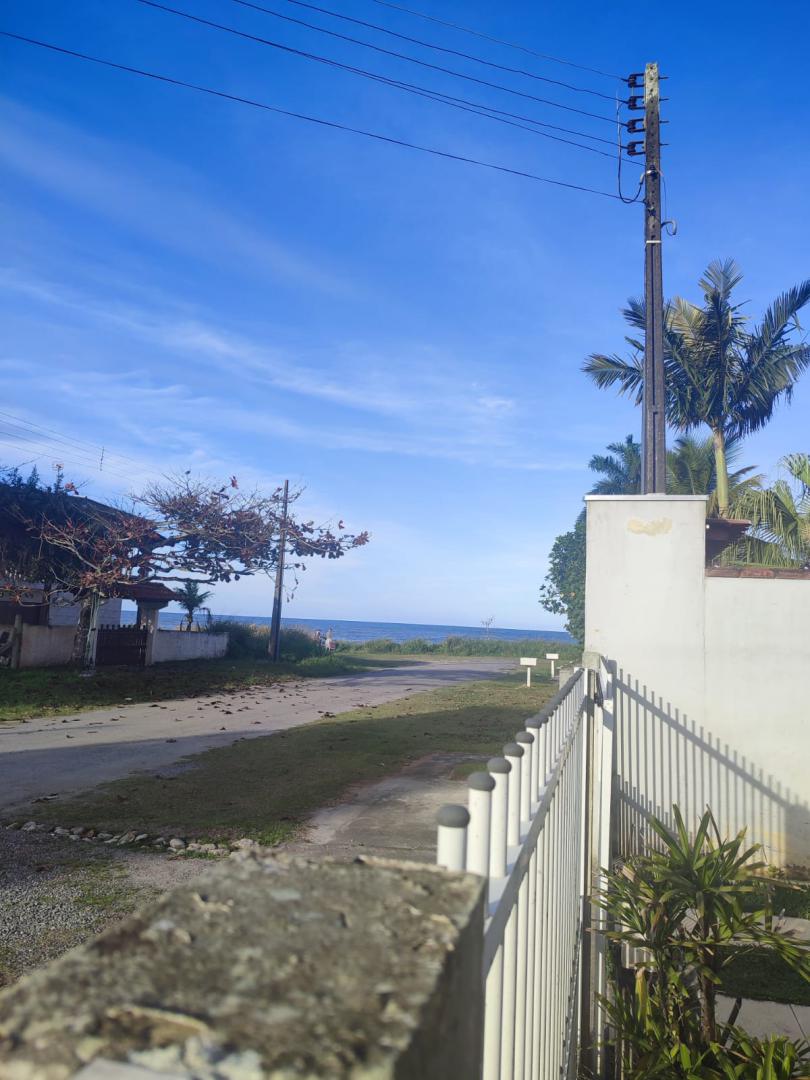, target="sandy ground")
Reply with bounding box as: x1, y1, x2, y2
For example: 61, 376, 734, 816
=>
0, 658, 513, 813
